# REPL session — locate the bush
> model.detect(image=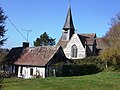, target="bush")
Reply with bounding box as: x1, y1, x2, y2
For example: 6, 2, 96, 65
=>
48, 57, 103, 77
49, 64, 101, 77
62, 64, 100, 76
0, 71, 15, 78
69, 56, 104, 70
0, 78, 2, 89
